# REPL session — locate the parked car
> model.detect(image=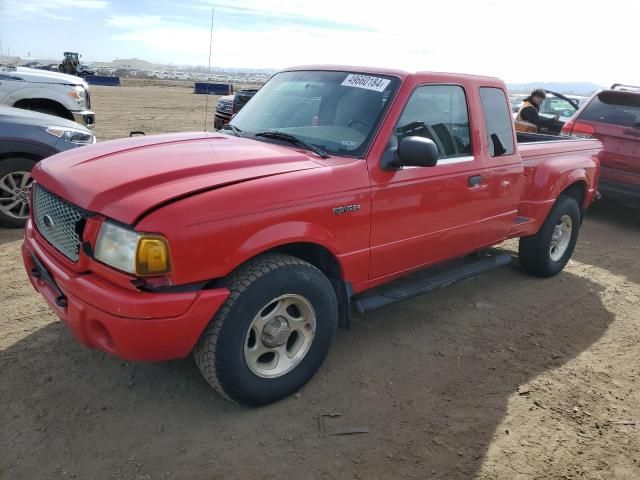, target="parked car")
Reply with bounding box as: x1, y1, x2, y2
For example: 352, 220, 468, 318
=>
23, 66, 600, 406
509, 93, 527, 113
0, 106, 95, 227
0, 64, 95, 129
540, 93, 578, 119
78, 65, 96, 77
539, 91, 588, 122
562, 84, 640, 208
213, 89, 259, 130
